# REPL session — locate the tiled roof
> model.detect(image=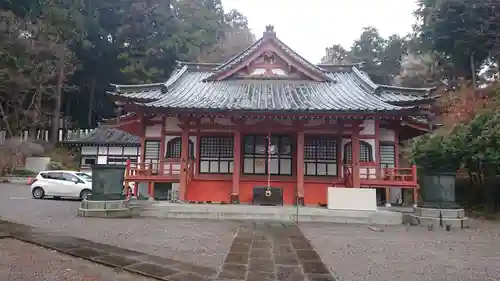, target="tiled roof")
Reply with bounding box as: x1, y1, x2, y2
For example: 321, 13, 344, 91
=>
376, 85, 436, 104
112, 67, 414, 113
207, 36, 330, 81
110, 65, 433, 110
109, 65, 433, 113
108, 26, 433, 114
62, 128, 140, 146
